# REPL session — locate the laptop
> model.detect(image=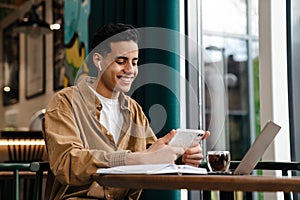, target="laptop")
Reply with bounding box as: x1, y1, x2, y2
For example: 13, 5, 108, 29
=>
233, 120, 281, 175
